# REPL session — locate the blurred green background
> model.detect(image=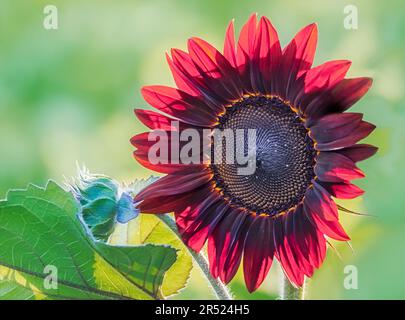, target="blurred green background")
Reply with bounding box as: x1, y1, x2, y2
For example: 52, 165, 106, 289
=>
1, 0, 404, 299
